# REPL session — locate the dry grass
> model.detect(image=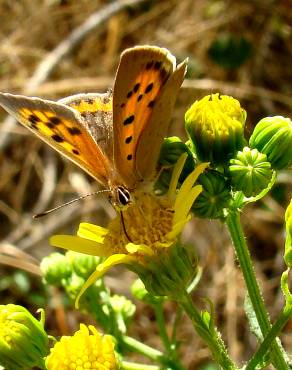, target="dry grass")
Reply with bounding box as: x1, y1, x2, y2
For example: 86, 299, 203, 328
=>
0, 0, 291, 368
